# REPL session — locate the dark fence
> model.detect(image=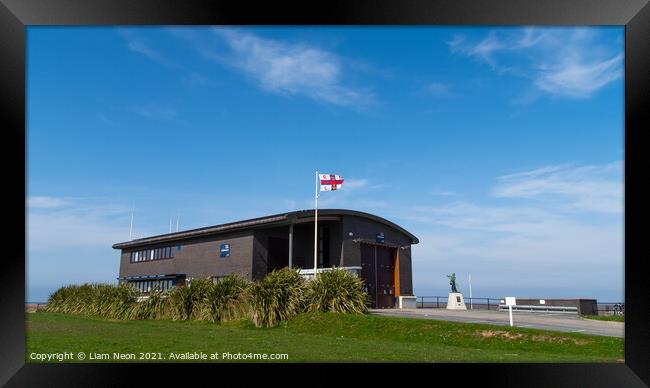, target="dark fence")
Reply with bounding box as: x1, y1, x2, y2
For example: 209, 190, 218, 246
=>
596, 302, 625, 316
416, 297, 624, 316
416, 296, 502, 311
